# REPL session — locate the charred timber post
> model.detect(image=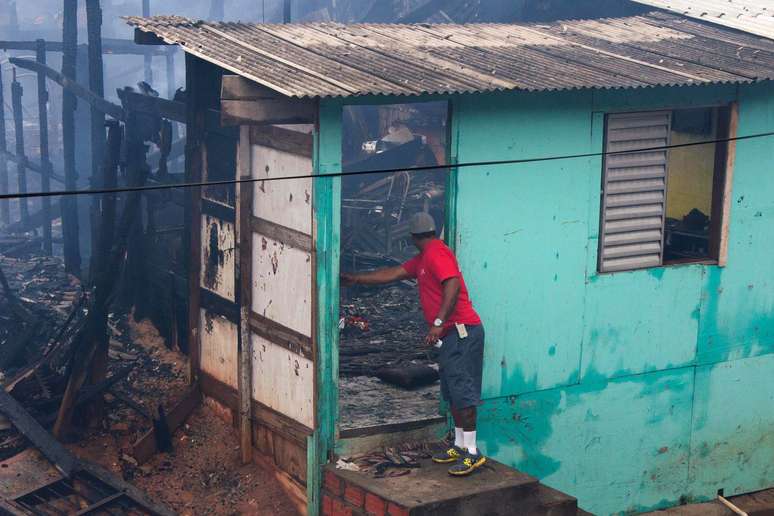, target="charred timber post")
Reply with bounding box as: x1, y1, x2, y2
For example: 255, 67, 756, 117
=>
85, 120, 122, 425
10, 69, 29, 225
184, 53, 203, 383
142, 0, 152, 84
236, 125, 253, 464
55, 117, 145, 438
86, 0, 106, 272
0, 64, 9, 225
36, 40, 53, 256
61, 0, 82, 275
